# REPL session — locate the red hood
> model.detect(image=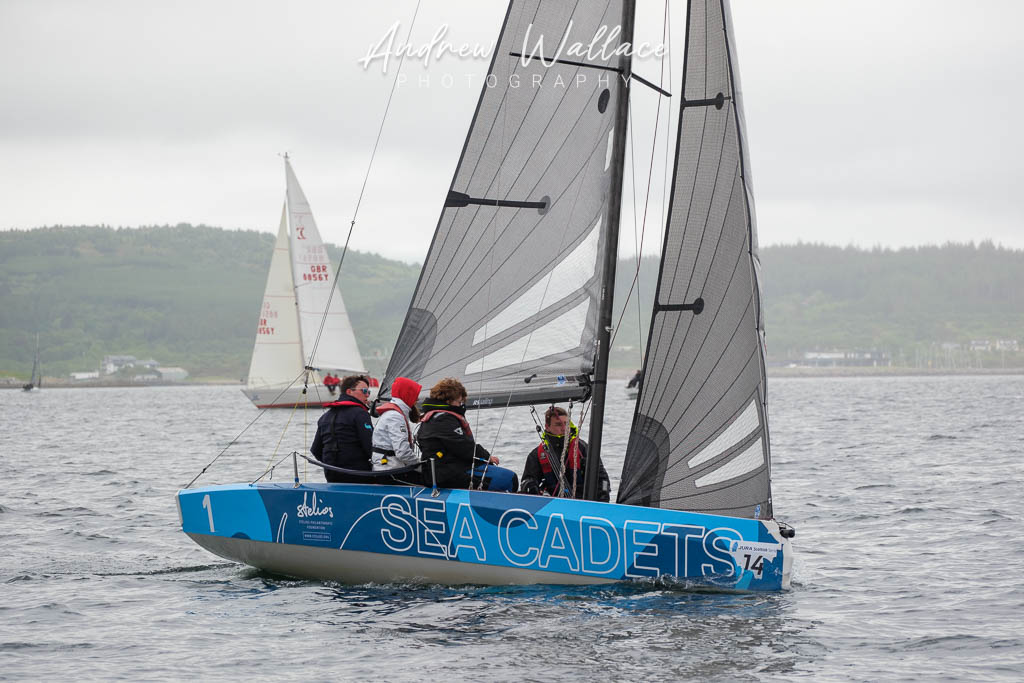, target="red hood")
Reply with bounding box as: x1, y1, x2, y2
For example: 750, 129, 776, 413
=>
390, 376, 422, 407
